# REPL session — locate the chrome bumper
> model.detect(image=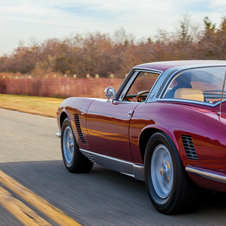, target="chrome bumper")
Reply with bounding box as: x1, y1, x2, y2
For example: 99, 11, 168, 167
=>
186, 165, 226, 184
56, 131, 61, 138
